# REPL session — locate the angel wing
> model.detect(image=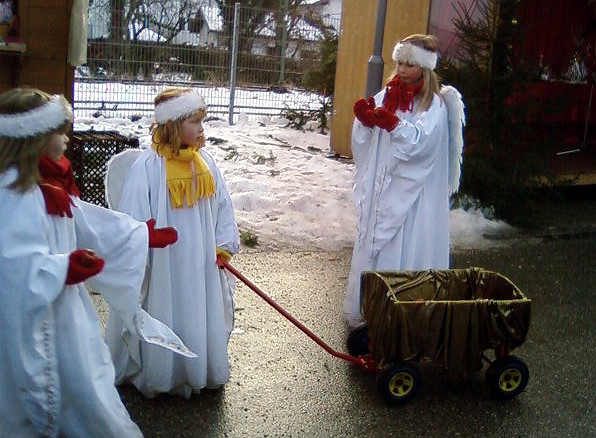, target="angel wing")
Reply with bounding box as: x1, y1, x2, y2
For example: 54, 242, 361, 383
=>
440, 85, 466, 195
104, 148, 143, 209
